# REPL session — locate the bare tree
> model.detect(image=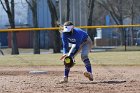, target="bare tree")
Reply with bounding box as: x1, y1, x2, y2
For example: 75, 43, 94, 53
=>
47, 0, 61, 53
97, 0, 140, 46
25, 0, 40, 54
130, 0, 134, 46
97, 0, 127, 46
0, 0, 19, 54
129, 0, 140, 45
87, 0, 96, 41
66, 0, 70, 21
